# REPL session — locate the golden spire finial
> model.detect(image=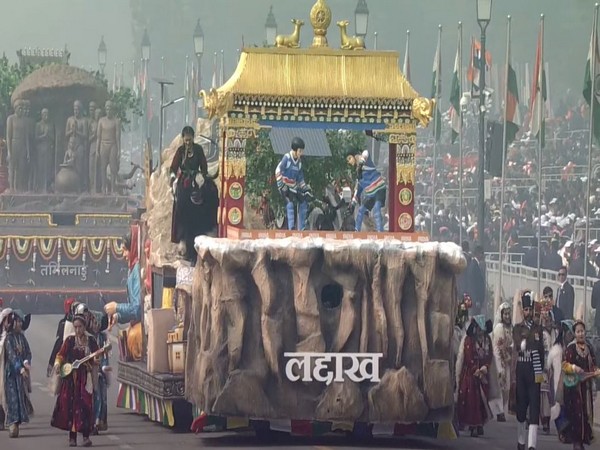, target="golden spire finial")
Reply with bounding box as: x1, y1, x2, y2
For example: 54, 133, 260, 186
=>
310, 0, 331, 48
